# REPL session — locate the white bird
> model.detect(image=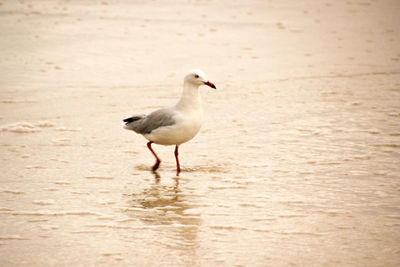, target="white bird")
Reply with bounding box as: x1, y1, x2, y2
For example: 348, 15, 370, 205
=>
123, 70, 216, 175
